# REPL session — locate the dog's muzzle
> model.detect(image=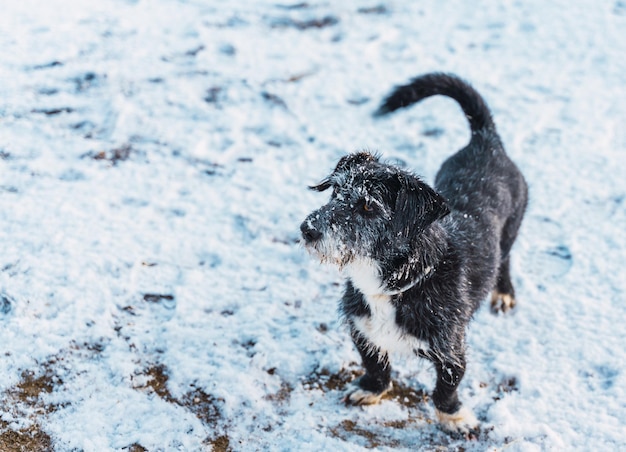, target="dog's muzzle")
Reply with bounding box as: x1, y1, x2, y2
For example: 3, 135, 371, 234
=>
300, 220, 322, 244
